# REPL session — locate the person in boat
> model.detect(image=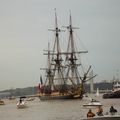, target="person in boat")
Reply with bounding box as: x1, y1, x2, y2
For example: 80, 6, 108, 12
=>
19, 98, 22, 103
91, 99, 95, 102
109, 106, 117, 115
97, 106, 103, 116
87, 109, 95, 118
